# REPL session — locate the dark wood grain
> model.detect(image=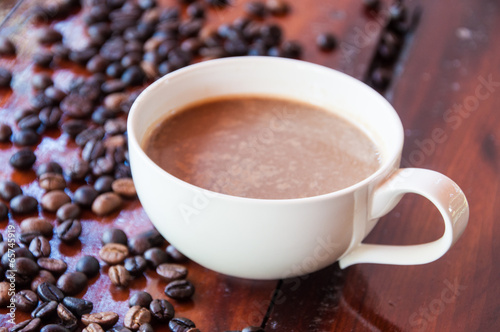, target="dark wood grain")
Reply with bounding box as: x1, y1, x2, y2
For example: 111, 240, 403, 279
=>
266, 0, 500, 331
0, 0, 389, 331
